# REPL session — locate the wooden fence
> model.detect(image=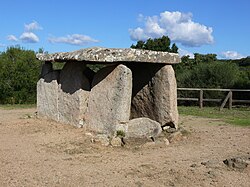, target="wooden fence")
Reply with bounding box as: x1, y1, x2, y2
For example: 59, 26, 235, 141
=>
177, 88, 250, 110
